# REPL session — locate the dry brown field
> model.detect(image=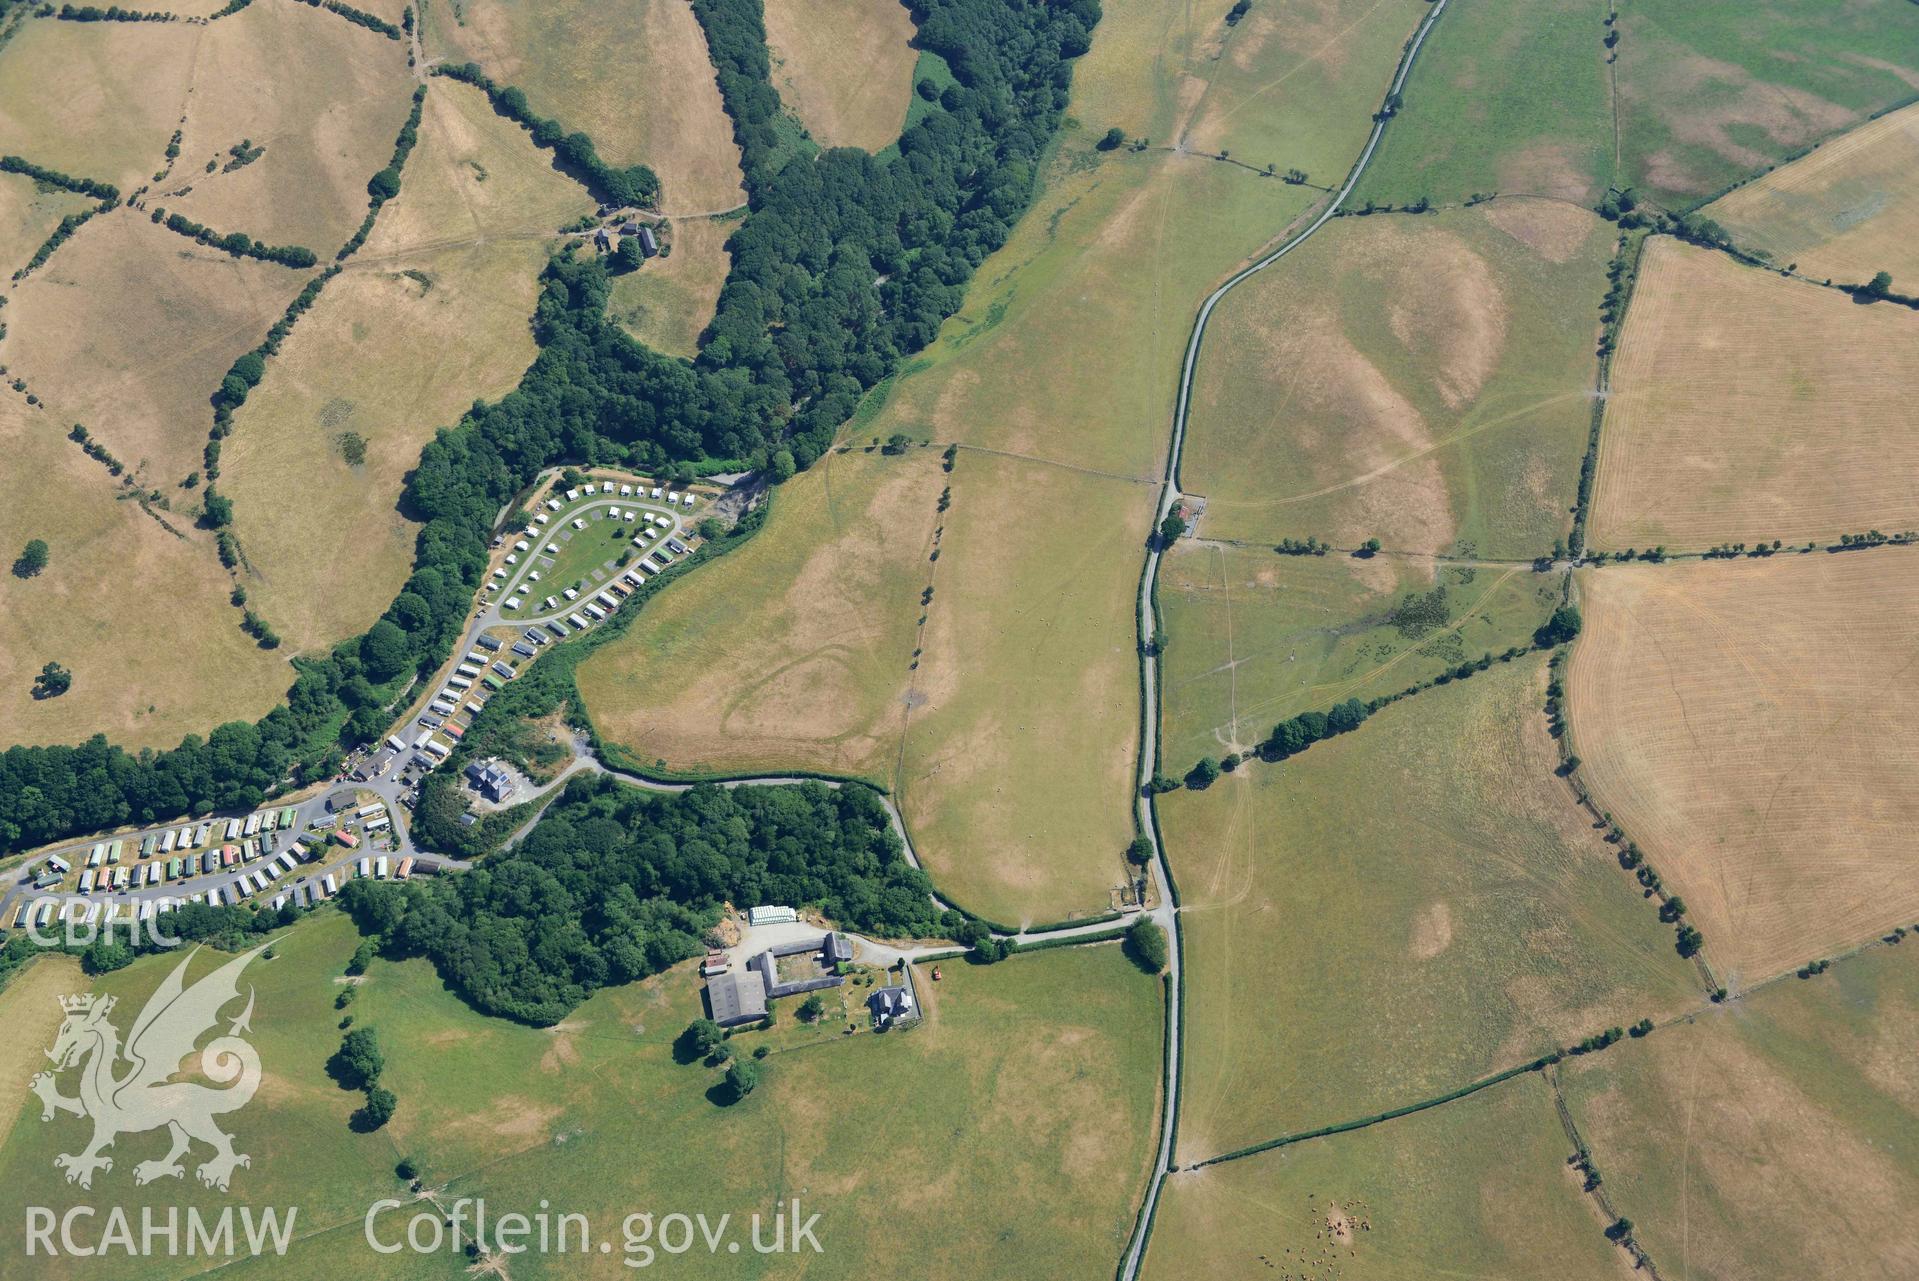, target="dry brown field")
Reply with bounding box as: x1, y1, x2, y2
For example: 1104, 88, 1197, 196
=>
424, 0, 746, 213
1568, 555, 1919, 985
1560, 942, 1919, 1281
1707, 101, 1919, 290
0, 173, 91, 279
357, 77, 596, 259
161, 0, 416, 255
762, 0, 918, 151
0, 18, 199, 194
1588, 237, 1919, 552
579, 446, 945, 780
0, 397, 293, 749
0, 209, 310, 488
604, 214, 733, 358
